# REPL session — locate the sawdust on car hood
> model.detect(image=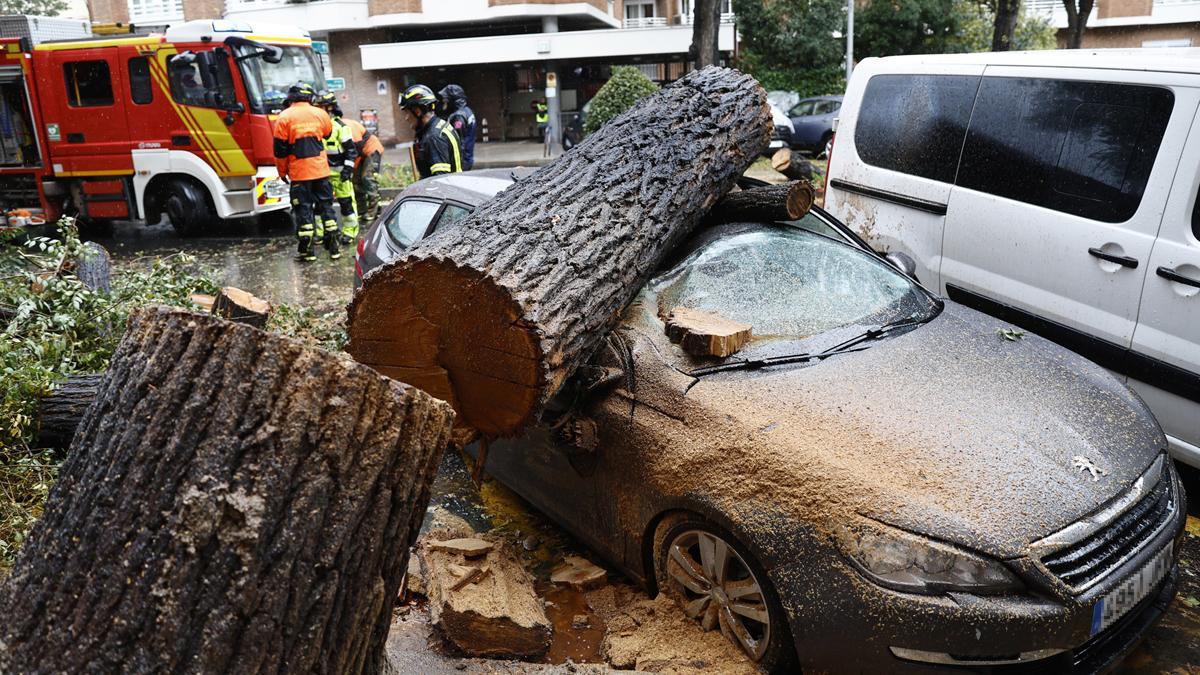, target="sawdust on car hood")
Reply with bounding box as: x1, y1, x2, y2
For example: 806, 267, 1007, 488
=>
623, 301, 1165, 560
